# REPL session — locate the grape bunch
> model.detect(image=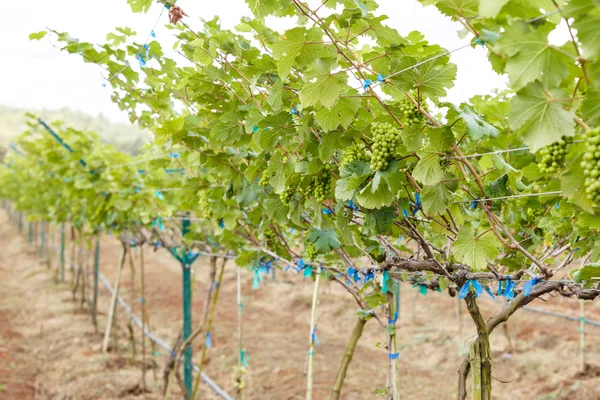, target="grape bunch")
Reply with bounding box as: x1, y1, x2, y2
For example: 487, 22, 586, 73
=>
399, 97, 427, 125
279, 185, 296, 206
198, 190, 213, 219
264, 228, 289, 258
537, 137, 571, 174
259, 170, 270, 186
582, 129, 600, 203
370, 122, 401, 171
341, 144, 370, 166
524, 207, 544, 224
306, 165, 334, 201
306, 243, 318, 260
